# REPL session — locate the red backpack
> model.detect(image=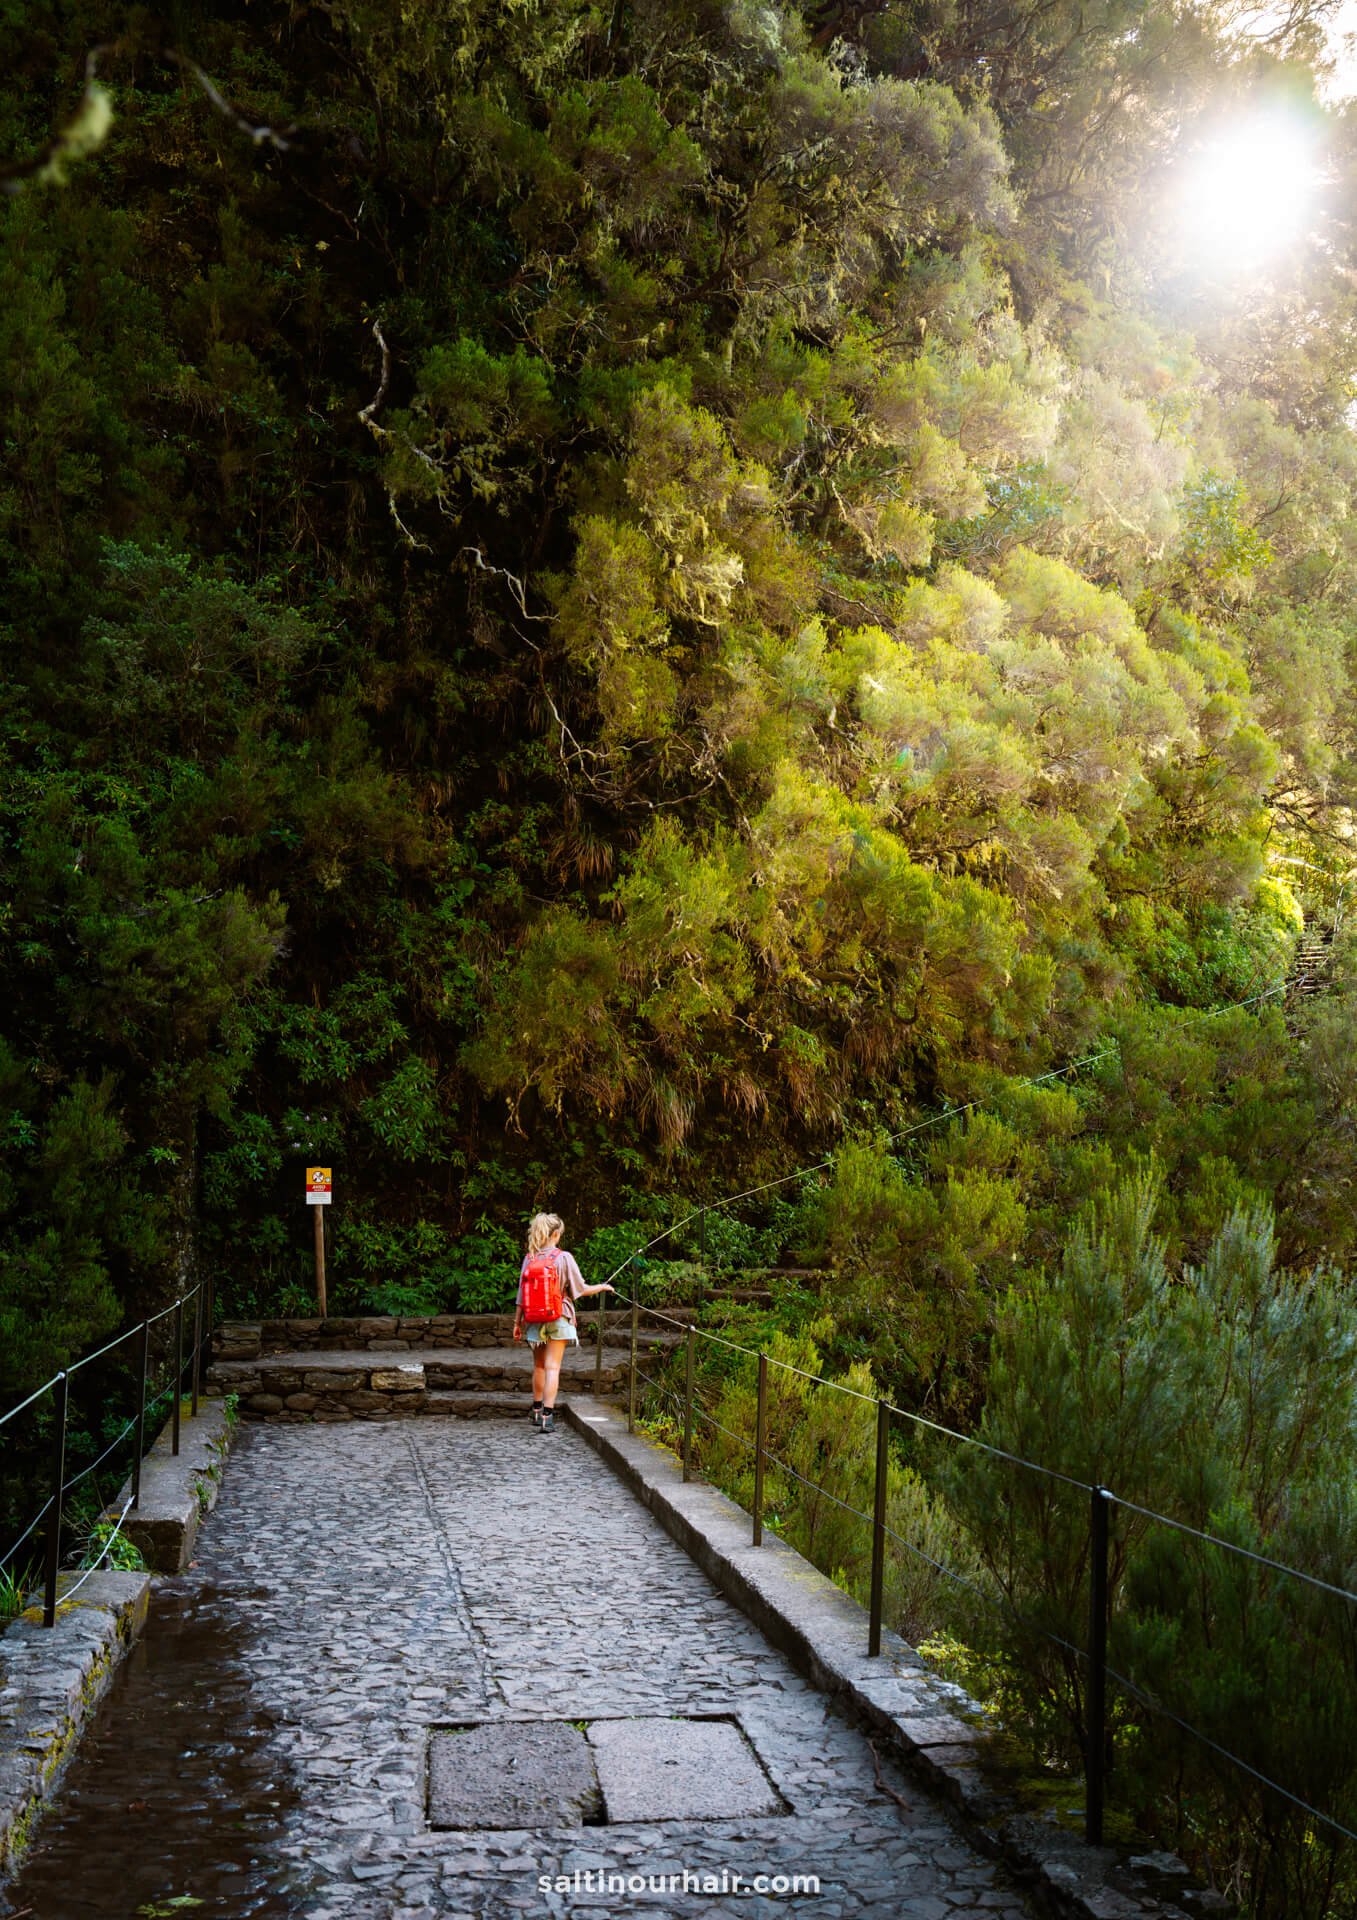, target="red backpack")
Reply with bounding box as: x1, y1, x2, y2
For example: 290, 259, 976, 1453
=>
521, 1249, 565, 1325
